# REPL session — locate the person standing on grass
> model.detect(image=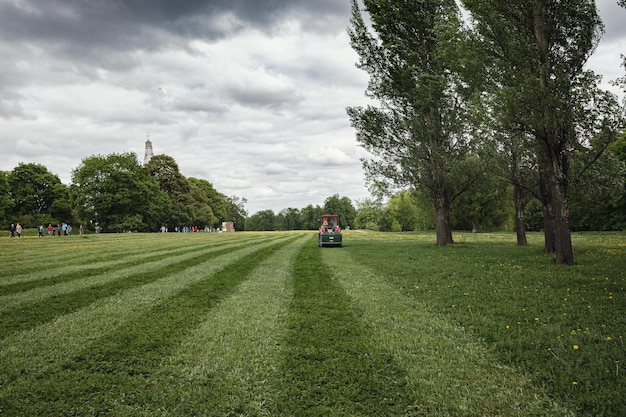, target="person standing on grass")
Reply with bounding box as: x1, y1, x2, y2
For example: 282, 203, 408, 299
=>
38, 225, 44, 237
79, 224, 83, 235
47, 224, 53, 237
15, 223, 22, 237
57, 224, 62, 237
9, 223, 15, 237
